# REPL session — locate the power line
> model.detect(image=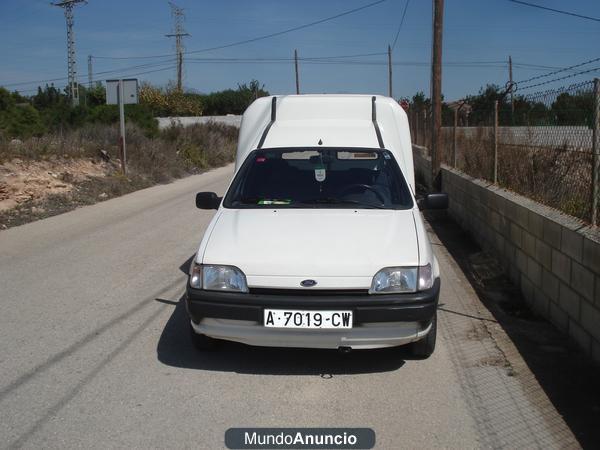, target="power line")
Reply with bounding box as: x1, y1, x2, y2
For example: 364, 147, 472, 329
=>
184, 57, 505, 67
2, 61, 176, 89
2, 56, 503, 89
95, 61, 176, 77
515, 56, 600, 85
92, 0, 389, 60
508, 0, 600, 23
513, 63, 588, 74
299, 51, 386, 60
15, 64, 177, 95
173, 0, 390, 56
185, 53, 388, 62
391, 0, 410, 51
14, 65, 177, 95
518, 66, 600, 91
92, 51, 387, 62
